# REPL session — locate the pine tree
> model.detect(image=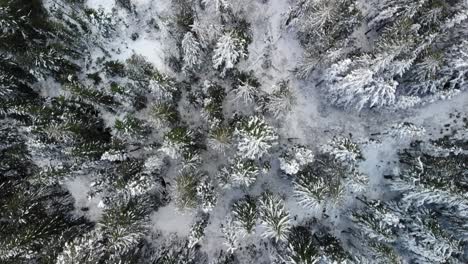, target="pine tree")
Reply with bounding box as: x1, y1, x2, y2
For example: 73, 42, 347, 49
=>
279, 145, 314, 176
212, 32, 246, 76
207, 125, 232, 155
259, 192, 291, 242
161, 127, 196, 160
202, 0, 231, 14
182, 32, 203, 74
230, 79, 258, 105
322, 136, 363, 166
197, 178, 218, 212
389, 122, 425, 140
289, 0, 363, 77
230, 158, 259, 187
394, 141, 468, 216
222, 217, 240, 253
232, 196, 258, 235
322, 0, 468, 110
285, 226, 319, 264
403, 210, 462, 263
56, 230, 104, 264
262, 80, 296, 118
293, 155, 348, 209
188, 215, 209, 248
174, 170, 201, 210
235, 116, 278, 159
200, 80, 226, 126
